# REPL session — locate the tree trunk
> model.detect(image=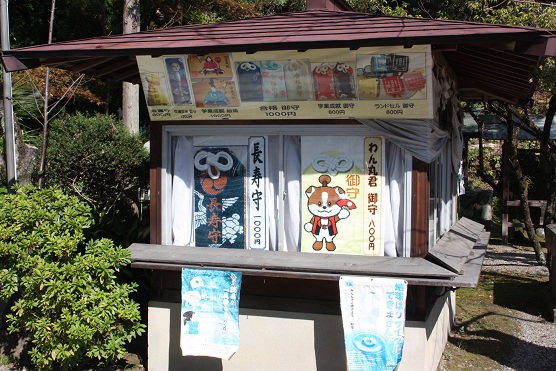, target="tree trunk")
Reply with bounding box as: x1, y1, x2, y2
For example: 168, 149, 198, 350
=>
37, 0, 56, 189
122, 0, 140, 134
507, 116, 546, 265
37, 66, 51, 188
541, 94, 556, 224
